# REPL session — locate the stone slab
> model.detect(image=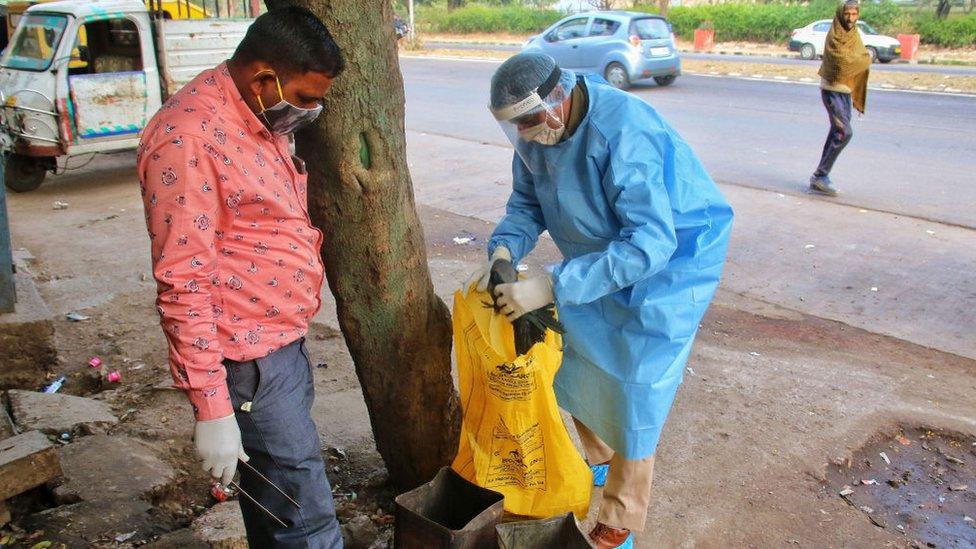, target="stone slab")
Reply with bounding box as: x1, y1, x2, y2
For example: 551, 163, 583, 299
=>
0, 265, 56, 389
0, 429, 62, 501
57, 435, 173, 503
191, 501, 247, 549
8, 389, 118, 435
